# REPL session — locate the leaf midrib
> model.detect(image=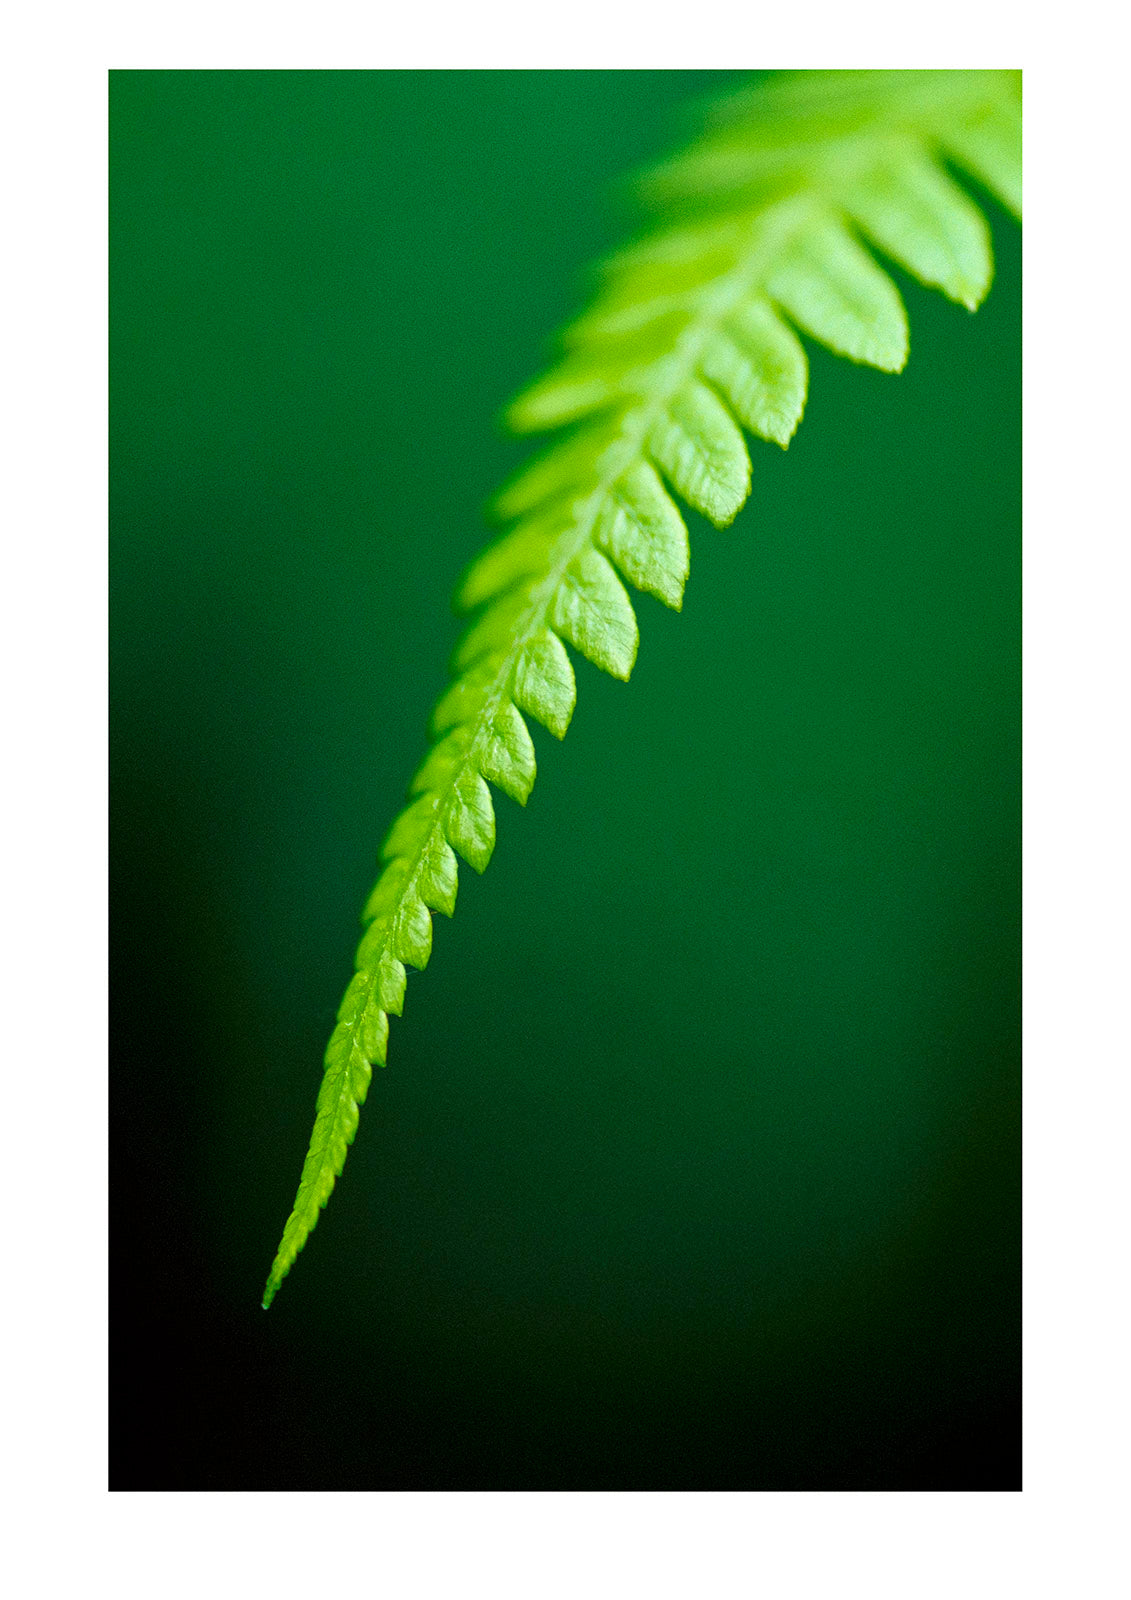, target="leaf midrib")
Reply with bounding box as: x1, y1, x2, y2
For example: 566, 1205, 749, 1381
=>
311, 195, 827, 1184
